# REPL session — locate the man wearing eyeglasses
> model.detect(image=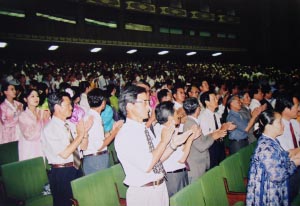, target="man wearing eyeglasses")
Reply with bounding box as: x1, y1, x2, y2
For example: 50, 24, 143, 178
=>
115, 85, 192, 206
